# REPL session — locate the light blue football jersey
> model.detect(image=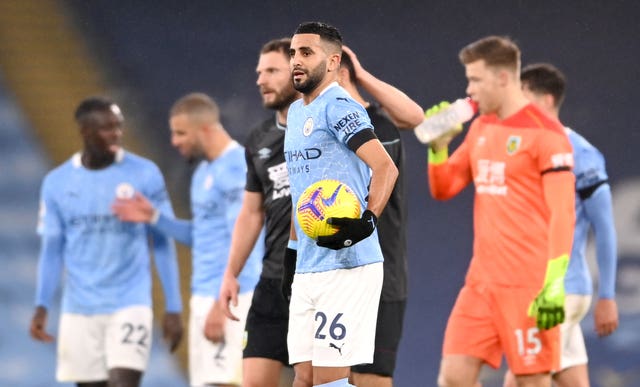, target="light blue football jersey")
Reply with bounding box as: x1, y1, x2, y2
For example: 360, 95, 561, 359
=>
190, 142, 263, 296
37, 150, 179, 314
285, 83, 383, 273
566, 128, 617, 298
